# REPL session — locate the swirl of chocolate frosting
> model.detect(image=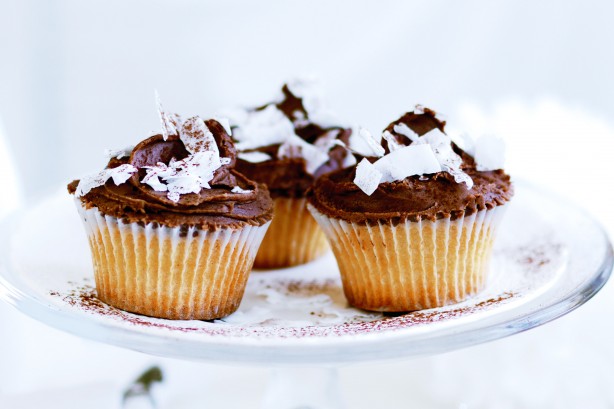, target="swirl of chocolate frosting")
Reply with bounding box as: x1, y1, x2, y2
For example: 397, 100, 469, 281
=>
69, 119, 273, 230
308, 108, 513, 223
235, 84, 353, 198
